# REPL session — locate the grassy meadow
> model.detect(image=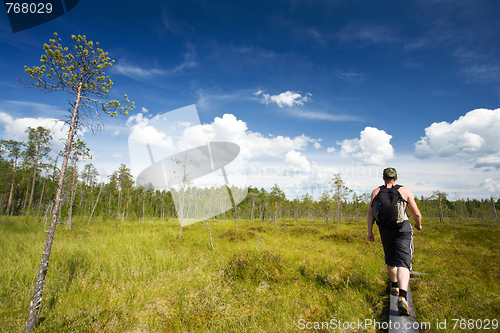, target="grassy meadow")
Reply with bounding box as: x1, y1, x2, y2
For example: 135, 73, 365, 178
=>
0, 216, 499, 332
